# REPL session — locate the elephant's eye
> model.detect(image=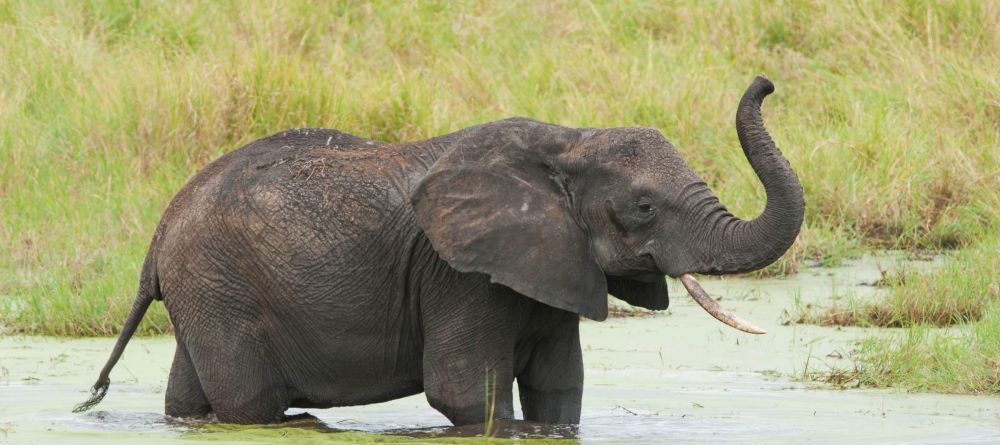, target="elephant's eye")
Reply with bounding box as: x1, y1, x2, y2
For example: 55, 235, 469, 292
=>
637, 197, 654, 214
